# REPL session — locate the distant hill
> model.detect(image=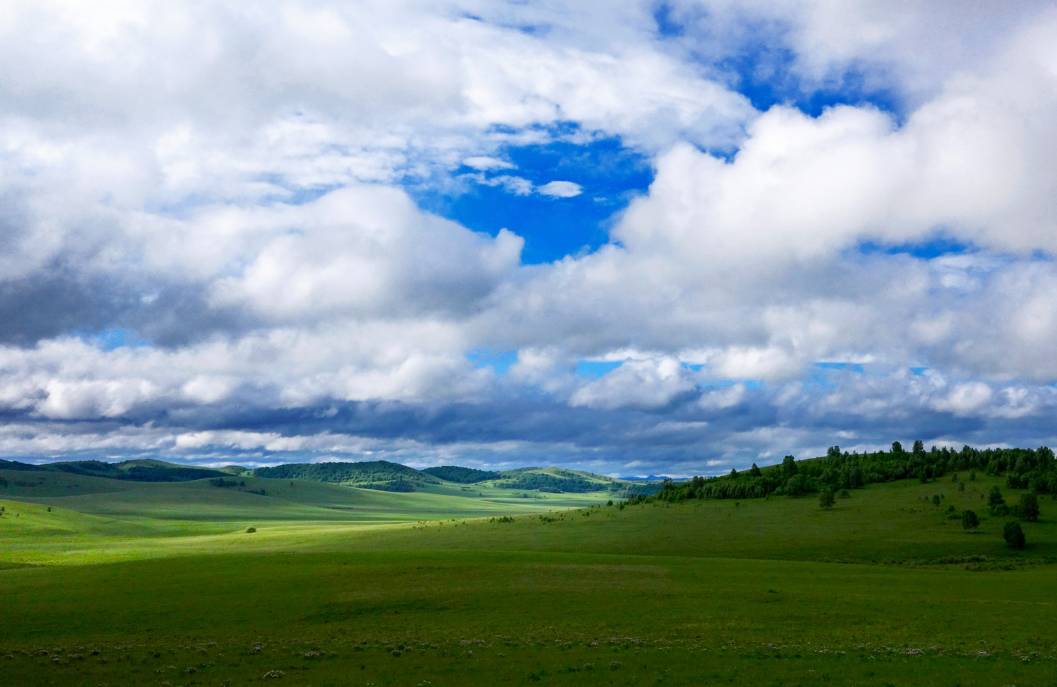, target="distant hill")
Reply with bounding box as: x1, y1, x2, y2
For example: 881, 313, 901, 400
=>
0, 459, 44, 472
0, 457, 662, 495
421, 466, 501, 483
493, 467, 617, 493
253, 460, 439, 490
250, 461, 645, 494
0, 458, 223, 482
